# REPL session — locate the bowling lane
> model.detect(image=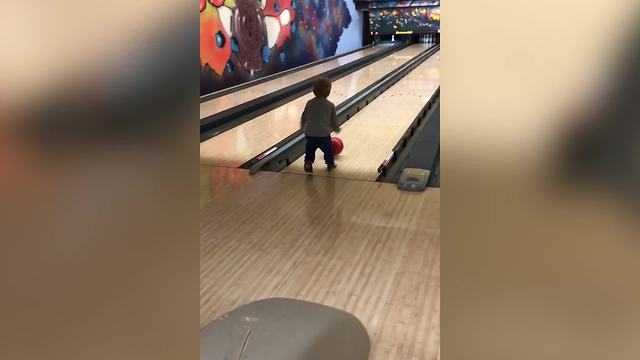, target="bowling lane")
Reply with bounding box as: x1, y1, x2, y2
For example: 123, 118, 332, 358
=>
200, 166, 440, 360
200, 45, 391, 119
284, 50, 440, 181
200, 44, 429, 167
